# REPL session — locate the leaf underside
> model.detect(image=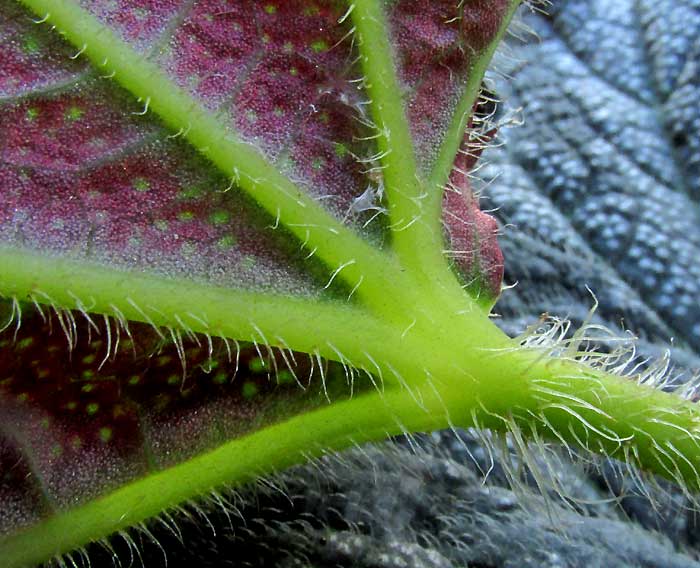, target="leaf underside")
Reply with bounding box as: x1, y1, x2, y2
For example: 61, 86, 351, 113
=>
1, 0, 504, 295
0, 0, 514, 563
0, 305, 359, 534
